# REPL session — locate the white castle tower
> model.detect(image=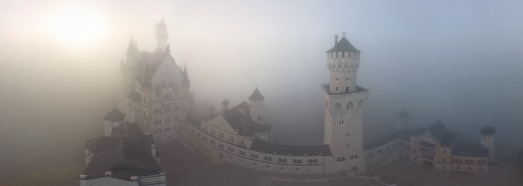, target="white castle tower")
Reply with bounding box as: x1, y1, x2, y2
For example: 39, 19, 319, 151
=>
248, 88, 265, 124
323, 34, 368, 174
480, 126, 496, 163
155, 18, 168, 52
